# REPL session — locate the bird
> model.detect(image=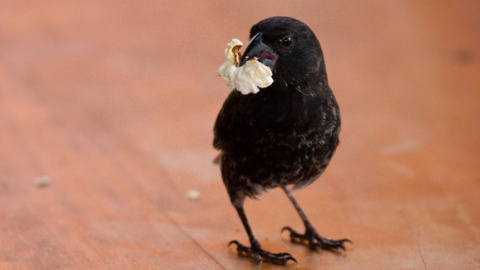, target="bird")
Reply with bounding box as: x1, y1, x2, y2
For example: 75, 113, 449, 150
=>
213, 16, 351, 265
